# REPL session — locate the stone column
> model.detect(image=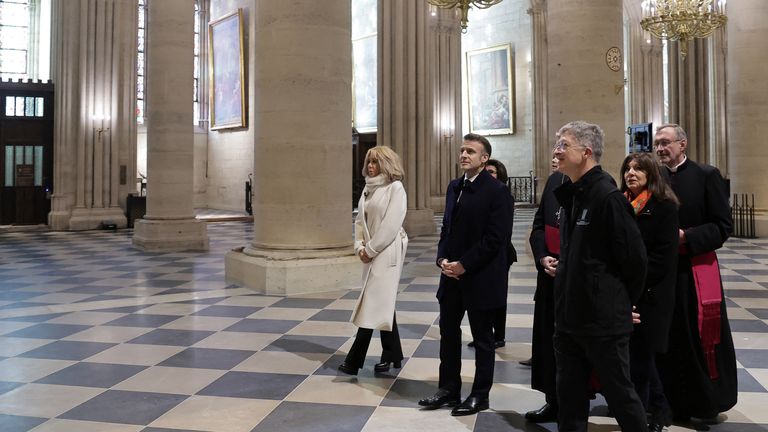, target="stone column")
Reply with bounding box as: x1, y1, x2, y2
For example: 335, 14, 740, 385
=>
546, 0, 625, 180
380, 0, 460, 232
426, 6, 462, 213
225, 0, 358, 295
49, 0, 136, 230
727, 0, 768, 235
528, 0, 549, 189
133, 0, 208, 250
